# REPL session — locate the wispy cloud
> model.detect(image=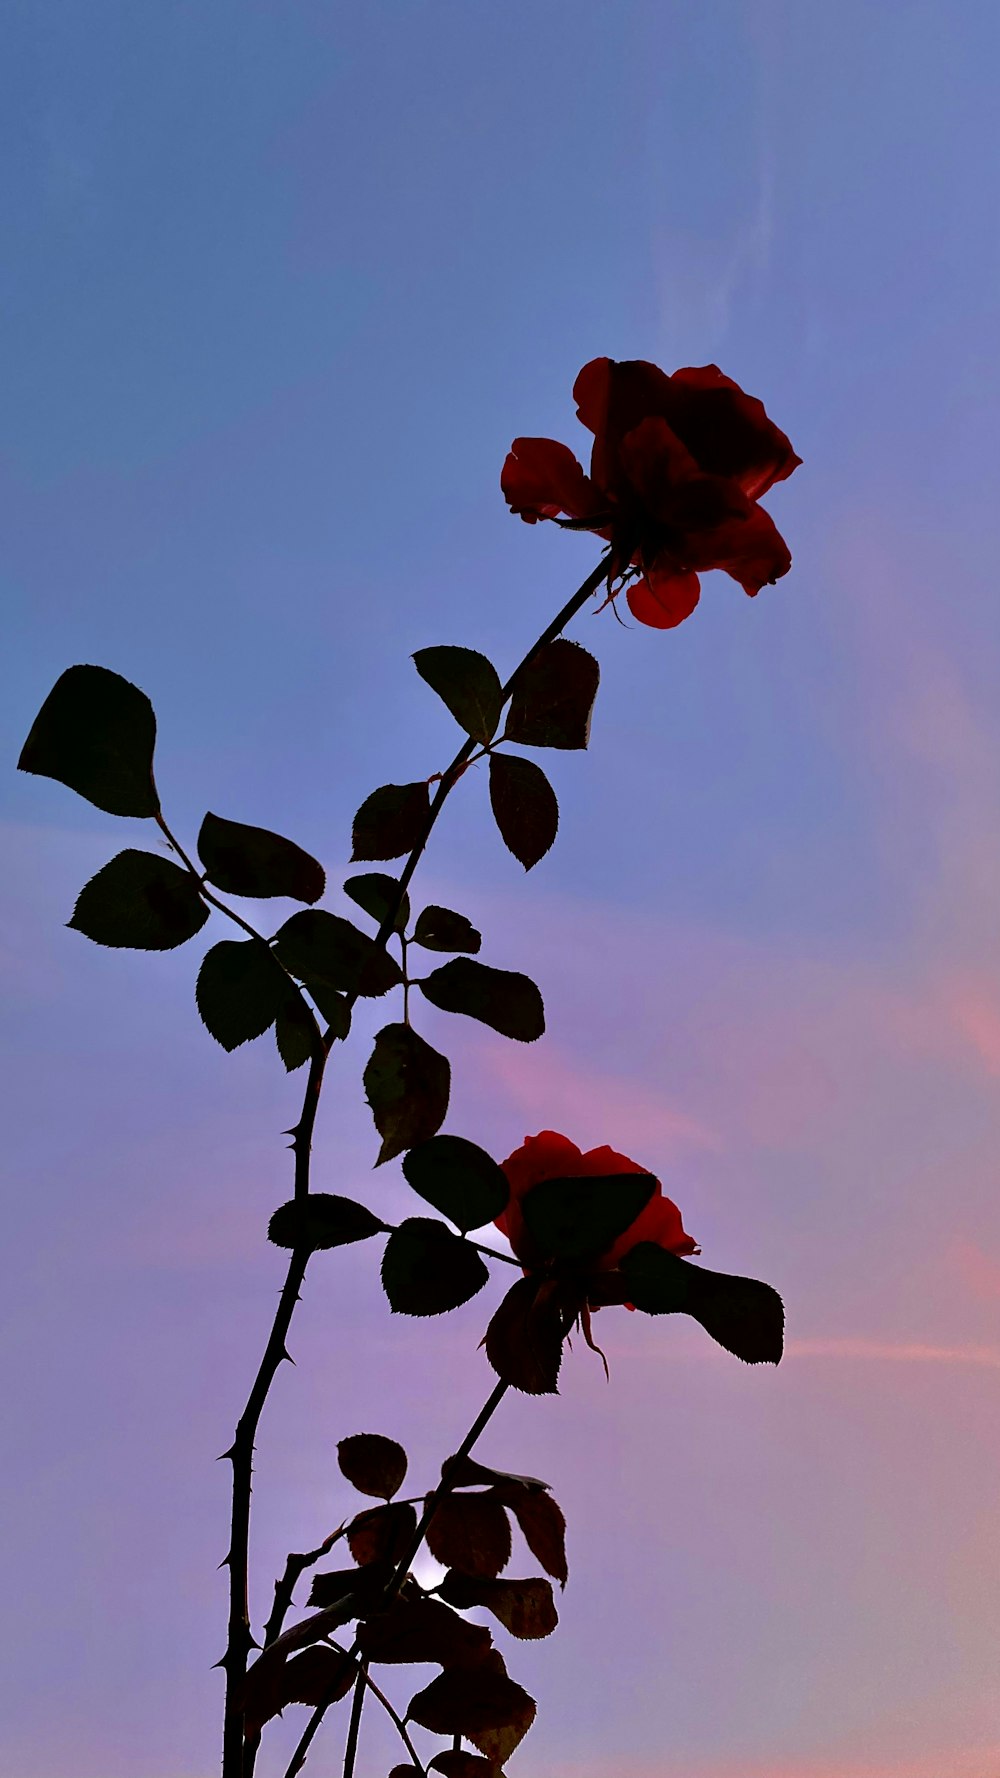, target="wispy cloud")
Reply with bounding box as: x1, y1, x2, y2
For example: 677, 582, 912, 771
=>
542, 1751, 1000, 1778
786, 1337, 1000, 1371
